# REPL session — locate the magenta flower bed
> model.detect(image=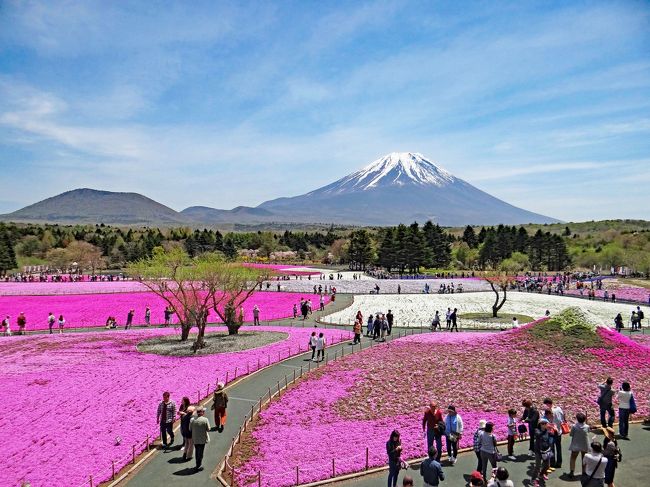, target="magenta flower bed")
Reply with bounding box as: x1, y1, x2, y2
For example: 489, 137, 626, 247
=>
235, 322, 650, 486
1, 326, 352, 487
565, 286, 649, 303
0, 292, 330, 330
